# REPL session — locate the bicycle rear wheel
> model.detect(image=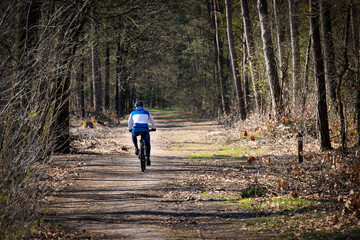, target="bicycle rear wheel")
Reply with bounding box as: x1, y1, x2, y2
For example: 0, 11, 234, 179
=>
140, 141, 146, 172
